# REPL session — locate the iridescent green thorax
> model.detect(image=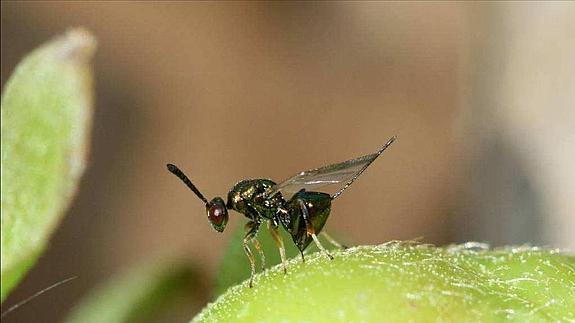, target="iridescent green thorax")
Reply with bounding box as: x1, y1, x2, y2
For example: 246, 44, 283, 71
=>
226, 179, 285, 220
226, 180, 333, 251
